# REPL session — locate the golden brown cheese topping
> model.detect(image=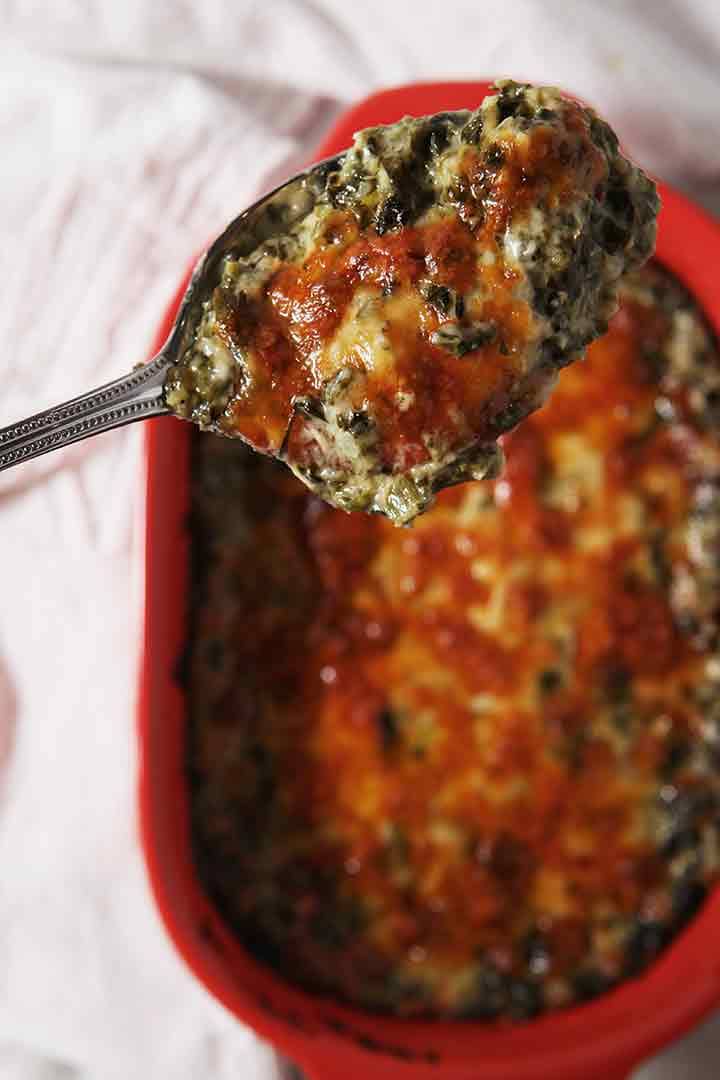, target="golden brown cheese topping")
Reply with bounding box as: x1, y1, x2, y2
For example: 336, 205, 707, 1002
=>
188, 262, 720, 1019
166, 82, 658, 524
